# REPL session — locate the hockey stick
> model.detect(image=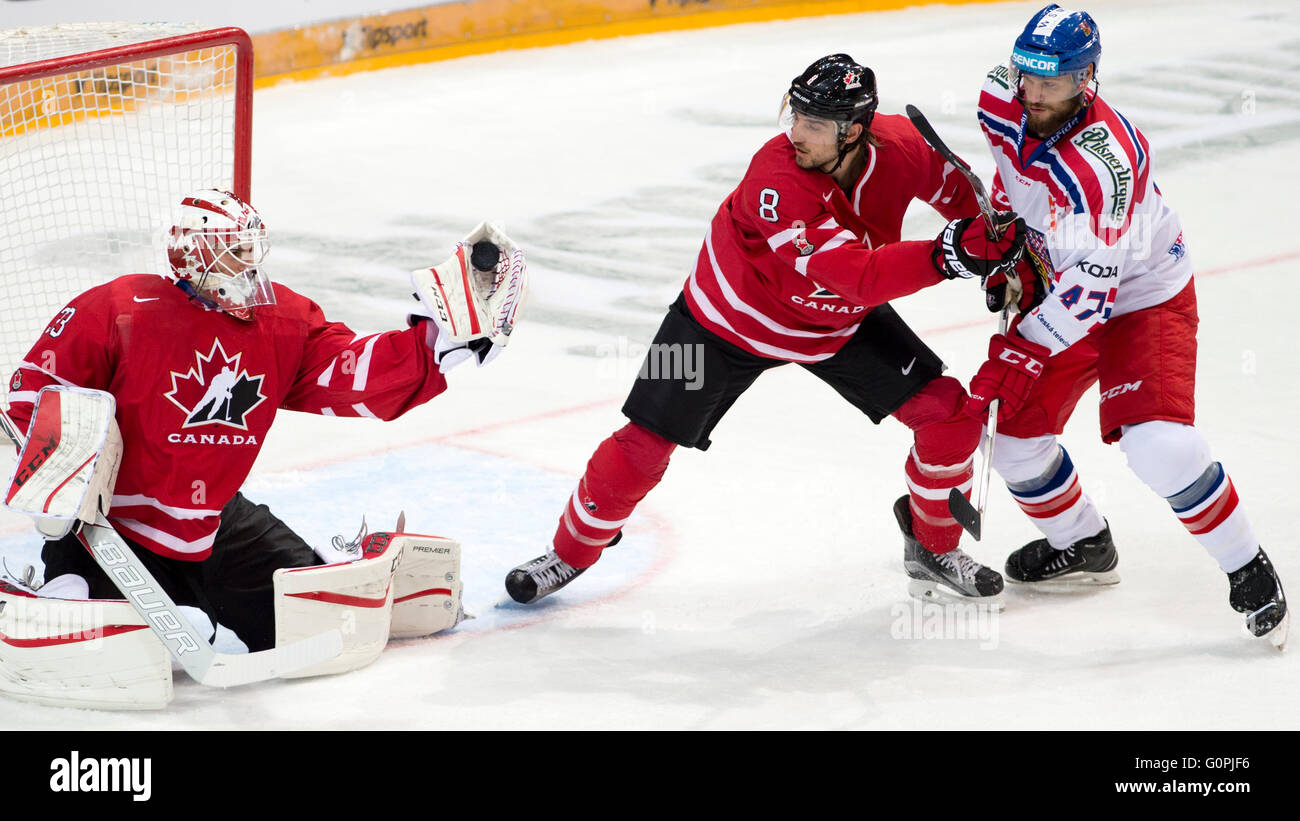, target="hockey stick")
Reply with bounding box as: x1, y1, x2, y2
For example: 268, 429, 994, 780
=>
0, 408, 22, 453
905, 104, 1003, 237
946, 308, 1010, 541
1, 404, 344, 687
905, 104, 1014, 541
